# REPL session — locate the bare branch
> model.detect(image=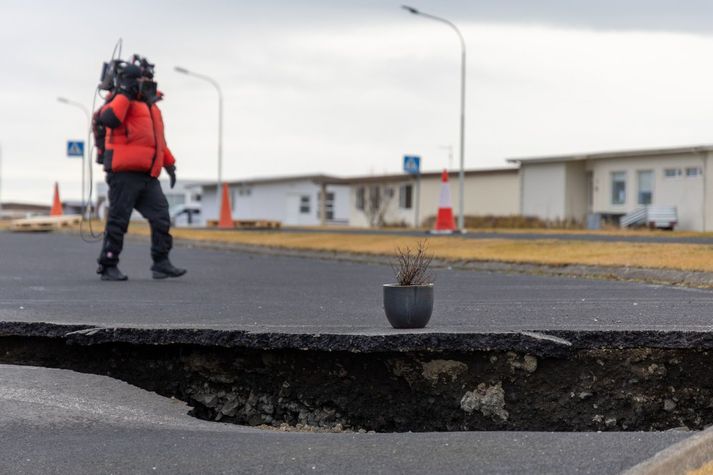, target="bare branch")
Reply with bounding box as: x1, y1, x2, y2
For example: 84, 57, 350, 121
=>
391, 240, 434, 286
363, 185, 394, 227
